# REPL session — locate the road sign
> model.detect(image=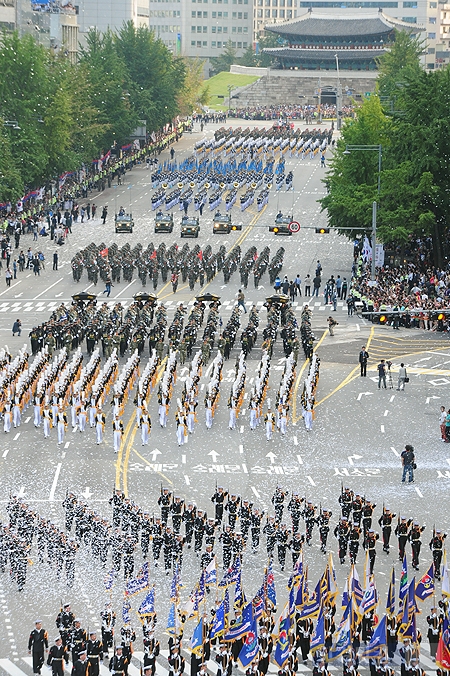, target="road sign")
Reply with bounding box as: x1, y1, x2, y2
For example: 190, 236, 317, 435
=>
288, 220, 300, 233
